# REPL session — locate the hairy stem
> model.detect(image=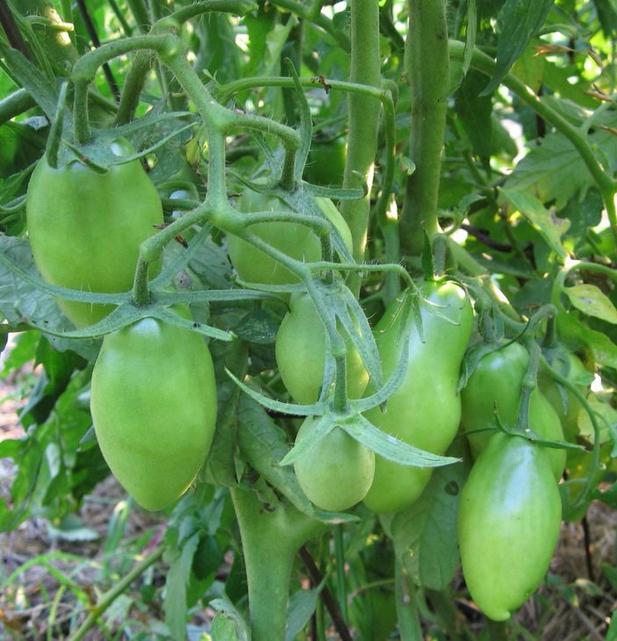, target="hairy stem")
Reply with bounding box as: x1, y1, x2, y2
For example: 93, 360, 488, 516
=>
400, 0, 450, 255
340, 0, 381, 295
231, 488, 324, 641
